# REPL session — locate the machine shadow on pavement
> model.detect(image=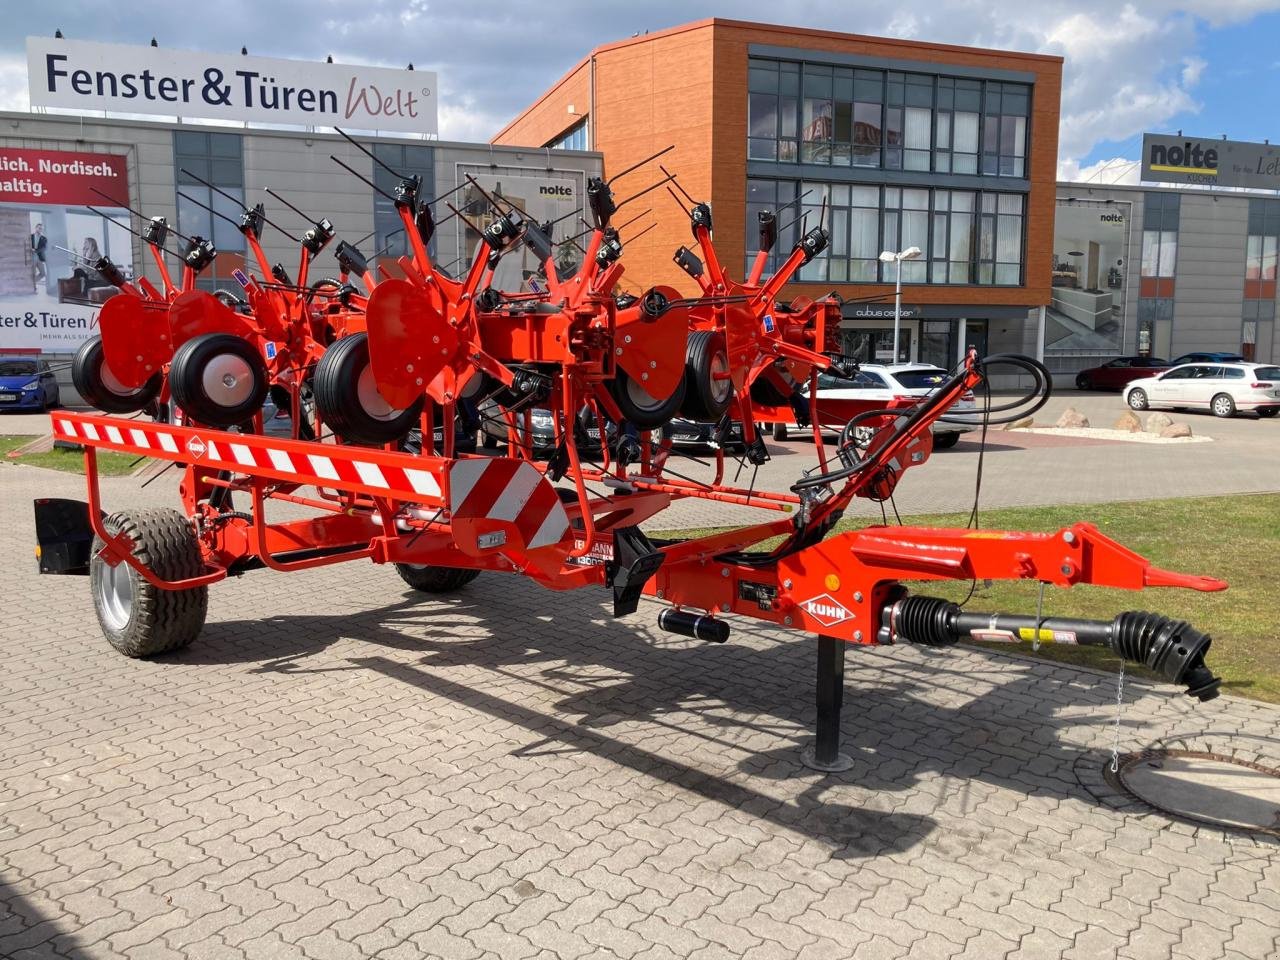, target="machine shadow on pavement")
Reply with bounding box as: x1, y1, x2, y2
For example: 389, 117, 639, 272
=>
180, 575, 1182, 861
